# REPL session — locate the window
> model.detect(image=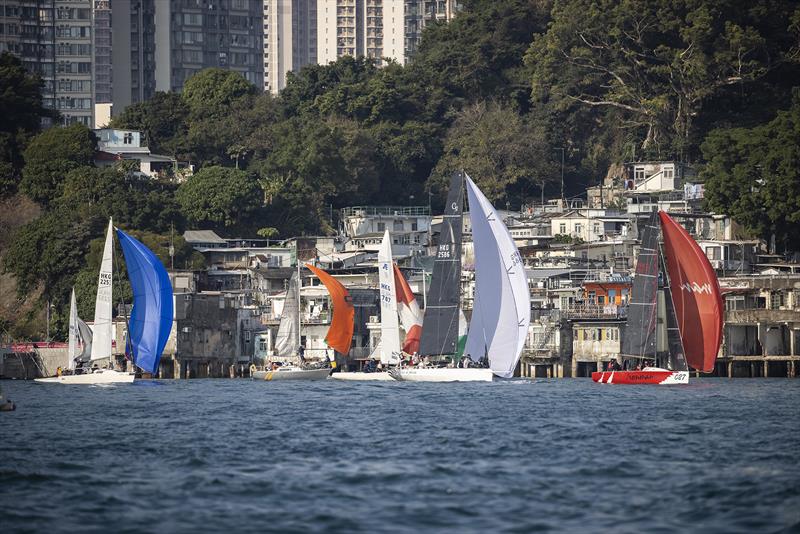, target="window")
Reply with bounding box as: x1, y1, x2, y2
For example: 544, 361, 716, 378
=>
245, 330, 251, 341
123, 132, 133, 144
574, 223, 582, 235
377, 222, 385, 232
559, 223, 566, 234
593, 223, 600, 235
634, 166, 645, 181
705, 247, 721, 261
